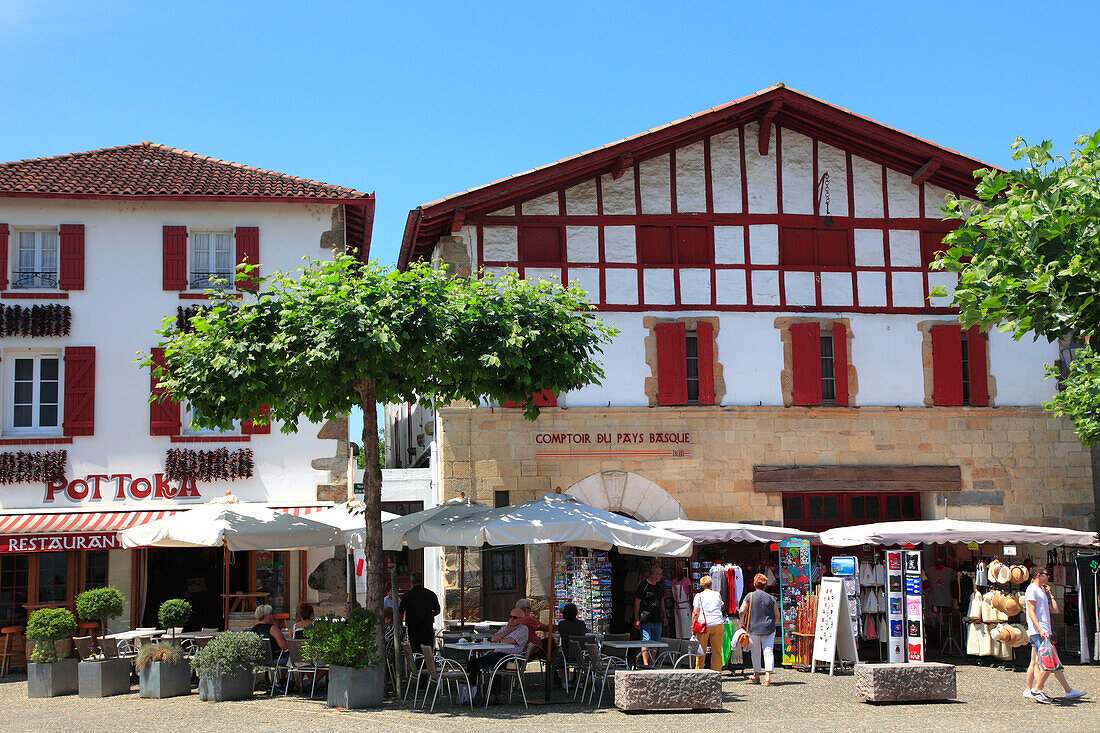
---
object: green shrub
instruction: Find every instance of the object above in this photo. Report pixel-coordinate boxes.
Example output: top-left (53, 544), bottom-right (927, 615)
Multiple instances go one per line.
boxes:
top-left (303, 608), bottom-right (381, 670)
top-left (135, 641), bottom-right (184, 672)
top-left (190, 631), bottom-right (264, 677)
top-left (76, 587), bottom-right (125, 624)
top-left (27, 608), bottom-right (77, 663)
top-left (157, 598), bottom-right (193, 637)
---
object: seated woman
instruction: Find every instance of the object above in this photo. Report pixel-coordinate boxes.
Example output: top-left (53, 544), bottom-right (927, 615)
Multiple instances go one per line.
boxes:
top-left (292, 603), bottom-right (315, 640)
top-left (556, 602), bottom-right (590, 657)
top-left (250, 604), bottom-right (289, 663)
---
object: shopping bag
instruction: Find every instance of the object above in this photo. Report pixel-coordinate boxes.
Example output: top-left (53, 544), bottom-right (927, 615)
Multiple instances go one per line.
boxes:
top-left (966, 590), bottom-right (982, 620)
top-left (966, 624), bottom-right (979, 655)
top-left (1037, 639), bottom-right (1061, 671)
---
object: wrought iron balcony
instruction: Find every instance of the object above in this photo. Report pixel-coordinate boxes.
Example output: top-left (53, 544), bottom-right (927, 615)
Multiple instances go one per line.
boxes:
top-left (189, 271), bottom-right (234, 290)
top-left (11, 270), bottom-right (58, 289)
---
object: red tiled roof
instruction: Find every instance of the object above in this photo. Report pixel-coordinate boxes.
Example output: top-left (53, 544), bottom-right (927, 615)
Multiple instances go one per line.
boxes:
top-left (0, 142), bottom-right (372, 203)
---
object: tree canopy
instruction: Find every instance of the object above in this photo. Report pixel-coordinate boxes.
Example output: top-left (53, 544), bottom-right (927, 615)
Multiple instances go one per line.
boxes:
top-left (933, 129), bottom-right (1100, 442)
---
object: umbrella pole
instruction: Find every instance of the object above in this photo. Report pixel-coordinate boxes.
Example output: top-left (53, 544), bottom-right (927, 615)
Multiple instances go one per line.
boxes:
top-left (460, 547), bottom-right (466, 630)
top-left (222, 539), bottom-right (230, 631)
top-left (545, 543), bottom-right (558, 703)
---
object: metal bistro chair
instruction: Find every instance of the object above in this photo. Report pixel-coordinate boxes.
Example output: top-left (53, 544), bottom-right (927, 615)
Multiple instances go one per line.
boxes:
top-left (584, 642), bottom-right (626, 707)
top-left (73, 636), bottom-right (96, 661)
top-left (401, 642), bottom-right (426, 706)
top-left (283, 640), bottom-right (324, 699)
top-left (99, 637), bottom-right (121, 659)
top-left (419, 644), bottom-right (472, 712)
top-left (482, 642), bottom-right (535, 710)
top-left (654, 638), bottom-right (695, 668)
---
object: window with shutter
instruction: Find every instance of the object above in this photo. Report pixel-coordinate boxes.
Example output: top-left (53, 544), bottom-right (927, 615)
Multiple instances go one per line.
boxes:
top-left (58, 224), bottom-right (84, 291)
top-left (637, 226), bottom-right (673, 265)
top-left (518, 227), bottom-right (562, 263)
top-left (780, 228), bottom-right (816, 266)
top-left (502, 390), bottom-right (557, 408)
top-left (696, 321), bottom-right (716, 405)
top-left (162, 226), bottom-right (188, 291)
top-left (966, 327), bottom-right (989, 406)
top-left (5, 350), bottom-right (61, 434)
top-left (780, 227), bottom-right (852, 267)
top-left (234, 226), bottom-right (259, 292)
top-left (931, 324), bottom-right (964, 406)
top-left (149, 347), bottom-right (181, 436)
top-left (832, 322), bottom-right (849, 406)
top-left (655, 321), bottom-right (688, 405)
top-left (676, 226), bottom-right (712, 265)
top-left (242, 404), bottom-right (272, 435)
top-left (62, 346), bottom-right (95, 436)
top-left (0, 223), bottom-right (8, 291)
top-left (790, 322), bottom-right (822, 406)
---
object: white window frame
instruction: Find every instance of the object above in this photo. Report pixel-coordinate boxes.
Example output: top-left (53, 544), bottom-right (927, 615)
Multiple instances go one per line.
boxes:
top-left (187, 228), bottom-right (235, 292)
top-left (11, 227), bottom-right (59, 290)
top-left (4, 349), bottom-right (63, 436)
top-left (182, 400), bottom-right (240, 436)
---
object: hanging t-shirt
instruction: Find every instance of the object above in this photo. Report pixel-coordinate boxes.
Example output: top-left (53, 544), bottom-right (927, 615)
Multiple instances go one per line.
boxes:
top-left (733, 565), bottom-right (745, 608)
top-left (925, 565), bottom-right (955, 607)
top-left (709, 565), bottom-right (727, 609)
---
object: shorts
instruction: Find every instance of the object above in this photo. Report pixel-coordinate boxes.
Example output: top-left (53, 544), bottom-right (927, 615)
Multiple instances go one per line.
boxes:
top-left (640, 620), bottom-right (663, 642)
top-left (1029, 633), bottom-right (1046, 651)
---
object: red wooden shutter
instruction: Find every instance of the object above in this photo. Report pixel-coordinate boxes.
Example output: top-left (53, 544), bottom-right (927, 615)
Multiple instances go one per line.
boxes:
top-left (519, 227), bottom-right (562, 263)
top-left (832, 322), bottom-right (849, 406)
top-left (62, 346), bottom-right (95, 436)
top-left (242, 404), bottom-right (272, 435)
top-left (967, 326), bottom-right (989, 406)
top-left (162, 226), bottom-right (188, 291)
top-left (816, 229), bottom-right (852, 267)
top-left (790, 322), bottom-right (822, 406)
top-left (149, 347), bottom-right (181, 435)
top-left (502, 390), bottom-right (557, 408)
top-left (235, 226), bottom-right (259, 292)
top-left (676, 227), bottom-right (712, 265)
top-left (696, 321), bottom-right (716, 405)
top-left (931, 324), bottom-right (964, 406)
top-left (637, 226), bottom-right (673, 265)
top-left (655, 322), bottom-right (688, 405)
top-left (58, 224), bottom-right (85, 290)
top-left (0, 223), bottom-right (8, 291)
top-left (780, 228), bottom-right (816, 266)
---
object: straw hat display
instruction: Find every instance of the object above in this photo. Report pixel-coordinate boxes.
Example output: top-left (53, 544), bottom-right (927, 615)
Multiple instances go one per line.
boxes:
top-left (989, 561), bottom-right (1012, 585)
top-left (1009, 565), bottom-right (1029, 583)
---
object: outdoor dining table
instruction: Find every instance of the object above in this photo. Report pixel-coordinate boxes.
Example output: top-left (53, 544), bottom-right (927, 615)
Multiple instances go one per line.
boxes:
top-left (442, 641), bottom-right (515, 654)
top-left (599, 640), bottom-right (668, 650)
top-left (105, 629), bottom-right (166, 641)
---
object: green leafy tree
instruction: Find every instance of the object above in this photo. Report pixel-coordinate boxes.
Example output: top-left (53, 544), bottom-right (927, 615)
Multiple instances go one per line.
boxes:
top-left (933, 129), bottom-right (1100, 442)
top-left (144, 255), bottom-right (616, 628)
top-left (75, 586), bottom-right (125, 642)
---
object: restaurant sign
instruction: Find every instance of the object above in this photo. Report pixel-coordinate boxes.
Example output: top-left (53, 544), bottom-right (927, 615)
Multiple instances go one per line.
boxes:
top-left (44, 474), bottom-right (201, 504)
top-left (2, 532), bottom-right (121, 554)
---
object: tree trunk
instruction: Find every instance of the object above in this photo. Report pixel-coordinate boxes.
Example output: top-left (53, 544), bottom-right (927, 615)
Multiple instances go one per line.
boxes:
top-left (355, 378), bottom-right (385, 652)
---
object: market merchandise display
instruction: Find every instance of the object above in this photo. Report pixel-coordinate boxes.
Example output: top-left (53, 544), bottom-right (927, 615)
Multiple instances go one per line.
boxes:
top-left (857, 560), bottom-right (887, 642)
top-left (964, 559), bottom-right (1031, 662)
top-left (779, 538), bottom-right (812, 666)
top-left (554, 548), bottom-right (612, 632)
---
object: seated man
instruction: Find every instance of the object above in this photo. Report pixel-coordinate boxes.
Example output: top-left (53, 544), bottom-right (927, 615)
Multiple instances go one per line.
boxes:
top-left (514, 598), bottom-right (548, 656)
top-left (467, 608), bottom-right (530, 702)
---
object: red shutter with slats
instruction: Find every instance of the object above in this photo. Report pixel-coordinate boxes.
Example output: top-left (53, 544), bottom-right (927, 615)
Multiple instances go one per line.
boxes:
top-left (235, 226), bottom-right (259, 292)
top-left (163, 226), bottom-right (188, 291)
top-left (656, 321), bottom-right (688, 405)
top-left (149, 347), bottom-right (181, 435)
top-left (780, 228), bottom-right (816, 266)
top-left (62, 346), bottom-right (95, 436)
top-left (502, 390), bottom-right (557, 408)
top-left (696, 321), bottom-right (716, 405)
top-left (0, 223), bottom-right (8, 291)
top-left (931, 324), bottom-right (964, 406)
top-left (58, 224), bottom-right (84, 290)
top-left (791, 322), bottom-right (822, 406)
top-left (676, 227), bottom-right (712, 265)
top-left (832, 322), bottom-right (849, 406)
top-left (638, 226), bottom-right (674, 265)
top-left (967, 326), bottom-right (989, 406)
top-left (519, 227), bottom-right (562, 263)
top-left (242, 404), bottom-right (272, 435)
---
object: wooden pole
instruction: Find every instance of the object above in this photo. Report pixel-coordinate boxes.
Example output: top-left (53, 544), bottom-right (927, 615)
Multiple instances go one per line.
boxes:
top-left (222, 539), bottom-right (230, 631)
top-left (545, 543), bottom-right (558, 703)
top-left (460, 547), bottom-right (466, 629)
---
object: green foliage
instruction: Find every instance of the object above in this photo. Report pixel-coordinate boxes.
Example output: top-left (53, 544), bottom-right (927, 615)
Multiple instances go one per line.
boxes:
top-left (303, 608), bottom-right (382, 669)
top-left (190, 631), bottom-right (265, 677)
top-left (158, 598), bottom-right (193, 630)
top-left (932, 129), bottom-right (1100, 443)
top-left (135, 641), bottom-right (184, 671)
top-left (76, 587), bottom-right (125, 623)
top-left (27, 608), bottom-right (76, 662)
top-left (1047, 348), bottom-right (1100, 444)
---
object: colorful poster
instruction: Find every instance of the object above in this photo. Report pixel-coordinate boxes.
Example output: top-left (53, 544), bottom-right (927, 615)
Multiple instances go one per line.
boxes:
top-left (779, 538), bottom-right (811, 666)
top-left (904, 550), bottom-right (924, 662)
top-left (886, 550), bottom-right (906, 663)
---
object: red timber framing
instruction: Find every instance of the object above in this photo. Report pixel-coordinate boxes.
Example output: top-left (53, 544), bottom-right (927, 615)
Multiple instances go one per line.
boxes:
top-left (401, 86), bottom-right (991, 316)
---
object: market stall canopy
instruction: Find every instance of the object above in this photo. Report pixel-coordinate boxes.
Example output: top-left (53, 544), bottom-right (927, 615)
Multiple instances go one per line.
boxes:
top-left (118, 494), bottom-right (343, 551)
top-left (820, 518), bottom-right (1099, 548)
top-left (651, 519), bottom-right (819, 544)
top-left (365, 495), bottom-right (491, 552)
top-left (309, 501), bottom-right (399, 537)
top-left (417, 492), bottom-right (693, 557)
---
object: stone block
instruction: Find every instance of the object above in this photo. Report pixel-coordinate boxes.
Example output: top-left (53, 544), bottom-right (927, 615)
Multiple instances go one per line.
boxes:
top-left (614, 669), bottom-right (722, 711)
top-left (854, 662), bottom-right (956, 703)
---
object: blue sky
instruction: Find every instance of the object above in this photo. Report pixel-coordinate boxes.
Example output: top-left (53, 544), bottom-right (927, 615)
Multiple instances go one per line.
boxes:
top-left (2, 0), bottom-right (1097, 443)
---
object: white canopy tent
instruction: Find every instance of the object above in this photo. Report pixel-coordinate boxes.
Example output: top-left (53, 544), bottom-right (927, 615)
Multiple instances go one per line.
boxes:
top-left (119, 494), bottom-right (343, 628)
top-left (652, 519), bottom-right (819, 544)
top-left (819, 518), bottom-right (1099, 548)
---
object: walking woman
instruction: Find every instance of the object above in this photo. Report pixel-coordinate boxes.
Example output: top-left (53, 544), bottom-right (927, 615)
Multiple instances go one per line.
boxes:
top-left (692, 575), bottom-right (726, 671)
top-left (739, 573), bottom-right (777, 685)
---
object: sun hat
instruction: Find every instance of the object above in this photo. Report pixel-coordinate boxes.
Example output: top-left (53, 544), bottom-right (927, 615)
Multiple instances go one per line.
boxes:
top-left (992, 562), bottom-right (1011, 585)
top-left (1002, 596), bottom-right (1021, 617)
top-left (1009, 565), bottom-right (1027, 584)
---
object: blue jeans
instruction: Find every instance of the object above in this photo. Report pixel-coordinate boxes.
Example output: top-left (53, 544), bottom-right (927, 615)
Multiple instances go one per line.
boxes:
top-left (640, 621), bottom-right (663, 642)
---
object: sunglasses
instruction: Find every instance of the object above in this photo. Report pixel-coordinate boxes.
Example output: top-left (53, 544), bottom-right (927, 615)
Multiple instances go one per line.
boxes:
top-left (509, 614), bottom-right (523, 619)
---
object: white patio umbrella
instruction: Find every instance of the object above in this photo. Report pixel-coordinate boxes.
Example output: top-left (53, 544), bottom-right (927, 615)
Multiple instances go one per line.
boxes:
top-left (652, 519), bottom-right (819, 544)
top-left (119, 493), bottom-right (343, 628)
top-left (820, 518), bottom-right (1099, 548)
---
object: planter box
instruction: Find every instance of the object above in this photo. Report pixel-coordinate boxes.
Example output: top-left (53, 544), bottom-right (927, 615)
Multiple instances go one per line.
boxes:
top-left (27, 660), bottom-right (79, 698)
top-left (327, 664), bottom-right (384, 709)
top-left (198, 669), bottom-right (254, 702)
top-left (79, 658), bottom-right (133, 698)
top-left (139, 660), bottom-right (192, 699)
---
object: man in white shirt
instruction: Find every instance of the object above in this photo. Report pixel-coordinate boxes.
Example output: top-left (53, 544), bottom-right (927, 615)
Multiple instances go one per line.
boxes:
top-left (467, 607), bottom-right (530, 703)
top-left (1024, 567), bottom-right (1084, 703)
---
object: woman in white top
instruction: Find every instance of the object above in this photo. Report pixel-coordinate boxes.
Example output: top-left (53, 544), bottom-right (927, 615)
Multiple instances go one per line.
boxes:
top-left (692, 575), bottom-right (726, 672)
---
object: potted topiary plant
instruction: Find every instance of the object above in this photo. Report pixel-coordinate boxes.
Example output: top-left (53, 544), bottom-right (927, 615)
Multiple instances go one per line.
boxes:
top-left (304, 608), bottom-right (384, 709)
top-left (136, 642), bottom-right (190, 698)
top-left (191, 631), bottom-right (264, 702)
top-left (158, 598), bottom-right (192, 643)
top-left (74, 586), bottom-right (130, 697)
top-left (26, 607), bottom-right (78, 698)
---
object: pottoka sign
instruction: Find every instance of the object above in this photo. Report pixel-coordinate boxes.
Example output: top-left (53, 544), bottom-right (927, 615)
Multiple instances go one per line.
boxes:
top-left (44, 474), bottom-right (202, 504)
top-left (2, 532), bottom-right (121, 553)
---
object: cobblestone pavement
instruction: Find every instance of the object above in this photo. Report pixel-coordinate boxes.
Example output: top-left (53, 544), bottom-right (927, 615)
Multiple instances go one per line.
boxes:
top-left (3, 663), bottom-right (1099, 733)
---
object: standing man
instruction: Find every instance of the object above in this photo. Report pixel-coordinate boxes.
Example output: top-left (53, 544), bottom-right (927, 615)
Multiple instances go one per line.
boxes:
top-left (399, 571), bottom-right (440, 655)
top-left (1023, 566), bottom-right (1085, 703)
top-left (634, 564), bottom-right (669, 666)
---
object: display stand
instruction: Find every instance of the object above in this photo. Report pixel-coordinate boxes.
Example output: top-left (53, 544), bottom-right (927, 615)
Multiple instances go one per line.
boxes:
top-left (779, 538), bottom-right (812, 668)
top-left (811, 577), bottom-right (859, 675)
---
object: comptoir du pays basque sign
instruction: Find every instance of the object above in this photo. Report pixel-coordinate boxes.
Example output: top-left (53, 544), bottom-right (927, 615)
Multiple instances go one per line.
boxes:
top-left (43, 474), bottom-right (201, 503)
top-left (533, 431), bottom-right (692, 459)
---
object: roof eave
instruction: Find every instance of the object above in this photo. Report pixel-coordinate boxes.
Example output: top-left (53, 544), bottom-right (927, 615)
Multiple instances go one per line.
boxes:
top-left (0, 191), bottom-right (374, 206)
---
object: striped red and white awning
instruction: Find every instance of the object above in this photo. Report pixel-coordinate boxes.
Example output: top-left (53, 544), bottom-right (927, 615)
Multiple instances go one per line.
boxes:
top-left (0, 504), bottom-right (328, 535)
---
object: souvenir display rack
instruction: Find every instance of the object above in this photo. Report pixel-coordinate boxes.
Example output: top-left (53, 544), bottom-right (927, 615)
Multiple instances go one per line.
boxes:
top-left (554, 548), bottom-right (613, 633)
